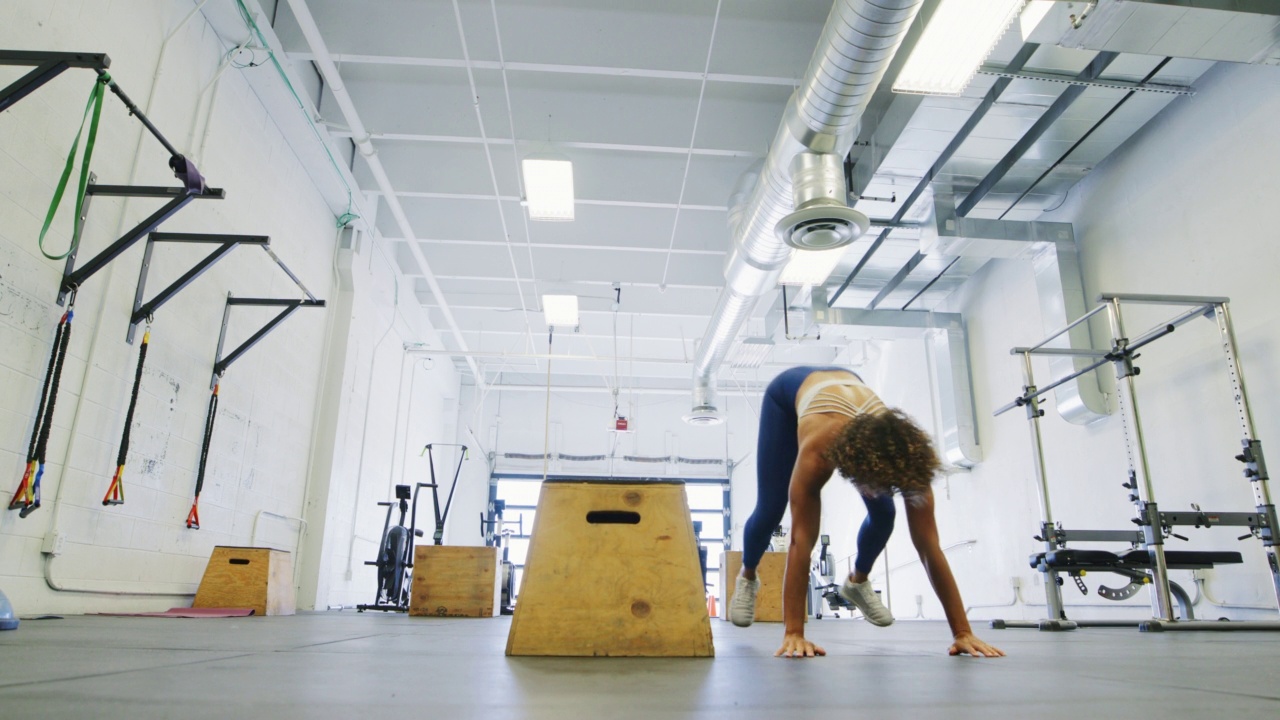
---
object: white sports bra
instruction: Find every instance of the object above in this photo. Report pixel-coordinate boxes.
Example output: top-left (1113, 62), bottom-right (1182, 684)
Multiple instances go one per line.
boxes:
top-left (796, 377), bottom-right (887, 419)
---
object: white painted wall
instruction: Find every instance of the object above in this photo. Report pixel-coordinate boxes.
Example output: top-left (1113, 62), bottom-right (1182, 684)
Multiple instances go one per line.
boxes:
top-left (0, 1), bottom-right (459, 614)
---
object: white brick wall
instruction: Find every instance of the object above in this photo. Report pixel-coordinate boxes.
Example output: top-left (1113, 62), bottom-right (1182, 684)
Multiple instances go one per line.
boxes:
top-left (0, 0), bottom-right (460, 614)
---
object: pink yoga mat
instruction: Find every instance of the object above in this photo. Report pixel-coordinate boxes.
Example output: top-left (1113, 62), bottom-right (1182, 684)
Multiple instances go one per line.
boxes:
top-left (95, 607), bottom-right (255, 618)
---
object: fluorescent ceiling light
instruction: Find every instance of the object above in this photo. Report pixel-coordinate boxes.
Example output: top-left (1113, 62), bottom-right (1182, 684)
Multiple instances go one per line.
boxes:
top-left (779, 247), bottom-right (847, 286)
top-left (522, 156), bottom-right (574, 221)
top-left (893, 0), bottom-right (1025, 96)
top-left (542, 294), bottom-right (579, 327)
top-left (1019, 0), bottom-right (1055, 40)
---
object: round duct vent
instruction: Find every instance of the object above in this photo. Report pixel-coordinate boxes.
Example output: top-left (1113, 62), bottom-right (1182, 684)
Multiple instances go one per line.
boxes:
top-left (775, 205), bottom-right (870, 251)
top-left (682, 405), bottom-right (724, 426)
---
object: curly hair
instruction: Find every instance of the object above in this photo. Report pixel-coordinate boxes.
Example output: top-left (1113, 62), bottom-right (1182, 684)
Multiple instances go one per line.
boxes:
top-left (823, 409), bottom-right (940, 500)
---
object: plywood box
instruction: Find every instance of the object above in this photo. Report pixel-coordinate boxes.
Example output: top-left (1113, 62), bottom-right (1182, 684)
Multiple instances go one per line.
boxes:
top-left (506, 479), bottom-right (713, 657)
top-left (193, 546), bottom-right (295, 616)
top-left (409, 545), bottom-right (501, 618)
top-left (720, 551), bottom-right (786, 622)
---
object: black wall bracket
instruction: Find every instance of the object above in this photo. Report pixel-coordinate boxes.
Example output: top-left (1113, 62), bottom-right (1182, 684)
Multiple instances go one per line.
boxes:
top-left (58, 174), bottom-right (225, 306)
top-left (127, 232), bottom-right (270, 344)
top-left (0, 50), bottom-right (109, 113)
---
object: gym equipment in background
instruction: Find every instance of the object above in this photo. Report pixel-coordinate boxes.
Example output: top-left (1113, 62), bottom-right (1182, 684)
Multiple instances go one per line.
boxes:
top-left (479, 499), bottom-right (523, 615)
top-left (421, 443), bottom-right (469, 545)
top-left (810, 534), bottom-right (854, 620)
top-left (357, 484), bottom-right (425, 613)
top-left (992, 293), bottom-right (1279, 632)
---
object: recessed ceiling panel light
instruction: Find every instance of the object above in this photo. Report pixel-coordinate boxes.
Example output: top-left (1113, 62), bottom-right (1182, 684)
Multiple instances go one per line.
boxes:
top-left (522, 155), bottom-right (575, 221)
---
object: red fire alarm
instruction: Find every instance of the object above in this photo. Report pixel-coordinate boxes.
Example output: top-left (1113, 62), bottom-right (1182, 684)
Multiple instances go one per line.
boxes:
top-left (615, 417), bottom-right (629, 432)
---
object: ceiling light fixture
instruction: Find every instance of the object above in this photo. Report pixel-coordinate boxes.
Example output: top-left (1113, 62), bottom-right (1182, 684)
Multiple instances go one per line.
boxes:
top-left (542, 294), bottom-right (579, 327)
top-left (778, 247), bottom-right (847, 286)
top-left (522, 155), bottom-right (575, 221)
top-left (892, 0), bottom-right (1025, 96)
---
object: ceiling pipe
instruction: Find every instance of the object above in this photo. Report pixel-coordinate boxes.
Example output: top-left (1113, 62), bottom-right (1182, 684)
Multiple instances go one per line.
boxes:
top-left (284, 0), bottom-right (483, 386)
top-left (686, 0), bottom-right (923, 424)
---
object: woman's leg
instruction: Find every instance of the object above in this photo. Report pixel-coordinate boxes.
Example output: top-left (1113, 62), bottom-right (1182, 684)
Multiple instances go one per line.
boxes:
top-left (741, 382), bottom-right (798, 575)
top-left (851, 493), bottom-right (896, 579)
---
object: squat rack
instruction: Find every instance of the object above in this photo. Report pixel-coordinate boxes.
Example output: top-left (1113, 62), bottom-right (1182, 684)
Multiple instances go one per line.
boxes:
top-left (993, 293), bottom-right (1279, 632)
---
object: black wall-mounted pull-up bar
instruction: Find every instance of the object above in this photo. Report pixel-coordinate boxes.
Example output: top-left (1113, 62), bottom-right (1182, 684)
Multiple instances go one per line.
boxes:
top-left (0, 50), bottom-right (109, 113)
top-left (58, 175), bottom-right (225, 306)
top-left (127, 232), bottom-right (270, 343)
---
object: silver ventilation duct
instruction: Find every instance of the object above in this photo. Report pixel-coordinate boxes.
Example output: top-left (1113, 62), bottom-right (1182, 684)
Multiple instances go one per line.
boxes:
top-left (687, 0), bottom-right (923, 423)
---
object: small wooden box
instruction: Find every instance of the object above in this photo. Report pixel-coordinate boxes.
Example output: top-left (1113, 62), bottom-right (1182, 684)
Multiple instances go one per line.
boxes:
top-left (409, 545), bottom-right (501, 618)
top-left (192, 546), bottom-right (295, 616)
top-left (720, 551), bottom-right (786, 622)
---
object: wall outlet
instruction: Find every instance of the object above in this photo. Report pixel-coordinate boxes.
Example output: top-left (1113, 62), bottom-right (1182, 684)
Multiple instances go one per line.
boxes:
top-left (1011, 576), bottom-right (1023, 590)
top-left (41, 530), bottom-right (66, 556)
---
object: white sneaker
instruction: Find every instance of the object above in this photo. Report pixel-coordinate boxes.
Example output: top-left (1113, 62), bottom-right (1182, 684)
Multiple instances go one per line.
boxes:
top-left (728, 575), bottom-right (760, 627)
top-left (839, 578), bottom-right (894, 626)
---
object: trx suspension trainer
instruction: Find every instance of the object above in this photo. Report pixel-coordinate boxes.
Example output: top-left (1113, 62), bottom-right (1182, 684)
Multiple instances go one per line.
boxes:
top-left (9, 294), bottom-right (76, 517)
top-left (103, 319), bottom-right (151, 505)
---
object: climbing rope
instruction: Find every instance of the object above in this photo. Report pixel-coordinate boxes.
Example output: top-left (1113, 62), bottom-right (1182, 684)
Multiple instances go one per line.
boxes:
top-left (37, 74), bottom-right (107, 260)
top-left (9, 297), bottom-right (75, 517)
top-left (187, 380), bottom-right (220, 529)
top-left (104, 321), bottom-right (151, 506)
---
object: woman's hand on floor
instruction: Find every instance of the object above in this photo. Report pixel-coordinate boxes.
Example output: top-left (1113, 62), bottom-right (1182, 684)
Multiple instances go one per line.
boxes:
top-left (775, 633), bottom-right (826, 658)
top-left (948, 632), bottom-right (1005, 657)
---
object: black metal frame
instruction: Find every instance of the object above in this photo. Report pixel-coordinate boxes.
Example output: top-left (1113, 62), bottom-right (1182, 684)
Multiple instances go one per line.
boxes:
top-left (0, 50), bottom-right (109, 113)
top-left (127, 232), bottom-right (269, 343)
top-left (210, 295), bottom-right (325, 387)
top-left (57, 175), bottom-right (225, 306)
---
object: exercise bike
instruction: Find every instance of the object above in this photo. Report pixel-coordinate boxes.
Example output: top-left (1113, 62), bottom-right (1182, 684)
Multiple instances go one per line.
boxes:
top-left (357, 483), bottom-right (423, 612)
top-left (357, 443), bottom-right (468, 612)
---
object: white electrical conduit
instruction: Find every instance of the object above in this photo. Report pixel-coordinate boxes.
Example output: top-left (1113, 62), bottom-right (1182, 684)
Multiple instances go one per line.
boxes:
top-left (284, 0), bottom-right (484, 387)
top-left (658, 0), bottom-right (723, 288)
top-left (488, 0), bottom-right (541, 350)
top-left (449, 0), bottom-right (536, 355)
top-left (44, 0), bottom-right (211, 598)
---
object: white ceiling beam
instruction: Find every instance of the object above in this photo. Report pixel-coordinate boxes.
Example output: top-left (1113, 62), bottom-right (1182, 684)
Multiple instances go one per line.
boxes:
top-left (385, 237), bottom-right (723, 256)
top-left (283, 0), bottom-right (485, 385)
top-left (287, 51), bottom-right (799, 87)
top-left (373, 191), bottom-right (728, 213)
top-left (416, 274), bottom-right (724, 290)
top-left (326, 131), bottom-right (760, 159)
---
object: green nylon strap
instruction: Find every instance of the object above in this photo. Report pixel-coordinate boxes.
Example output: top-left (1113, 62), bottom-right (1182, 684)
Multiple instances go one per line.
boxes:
top-left (37, 73), bottom-right (109, 261)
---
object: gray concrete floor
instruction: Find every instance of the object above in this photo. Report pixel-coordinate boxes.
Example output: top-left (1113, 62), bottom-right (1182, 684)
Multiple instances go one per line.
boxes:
top-left (1, 612), bottom-right (1278, 719)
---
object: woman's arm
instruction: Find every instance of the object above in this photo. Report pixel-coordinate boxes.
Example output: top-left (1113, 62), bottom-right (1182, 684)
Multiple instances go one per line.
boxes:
top-left (904, 488), bottom-right (1005, 657)
top-left (775, 437), bottom-right (831, 658)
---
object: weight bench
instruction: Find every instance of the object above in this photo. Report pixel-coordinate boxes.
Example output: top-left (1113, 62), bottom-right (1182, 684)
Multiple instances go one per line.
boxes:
top-left (1032, 549), bottom-right (1243, 573)
top-left (992, 549), bottom-right (1245, 629)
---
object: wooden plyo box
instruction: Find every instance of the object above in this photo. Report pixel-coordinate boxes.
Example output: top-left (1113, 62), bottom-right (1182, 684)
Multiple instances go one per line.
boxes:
top-left (720, 551), bottom-right (786, 622)
top-left (192, 546), bottom-right (295, 616)
top-left (506, 479), bottom-right (714, 657)
top-left (409, 545), bottom-right (501, 617)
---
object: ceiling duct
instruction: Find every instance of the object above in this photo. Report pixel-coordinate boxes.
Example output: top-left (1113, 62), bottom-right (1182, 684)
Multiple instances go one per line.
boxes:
top-left (686, 0), bottom-right (923, 424)
top-left (926, 195), bottom-right (1108, 424)
top-left (1037, 0), bottom-right (1280, 65)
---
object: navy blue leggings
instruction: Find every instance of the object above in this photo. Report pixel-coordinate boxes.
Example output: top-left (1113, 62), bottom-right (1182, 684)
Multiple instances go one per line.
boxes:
top-left (741, 367), bottom-right (895, 575)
